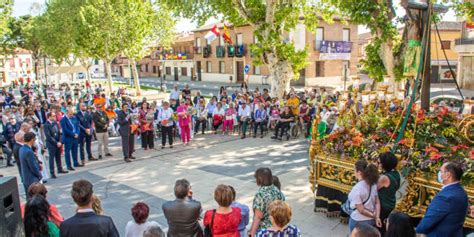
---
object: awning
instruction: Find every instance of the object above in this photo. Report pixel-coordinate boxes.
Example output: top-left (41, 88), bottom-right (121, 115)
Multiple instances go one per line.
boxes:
top-left (47, 65), bottom-right (87, 75)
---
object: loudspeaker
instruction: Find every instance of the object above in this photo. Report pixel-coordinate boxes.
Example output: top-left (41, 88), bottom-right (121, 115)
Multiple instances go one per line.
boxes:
top-left (0, 177), bottom-right (23, 237)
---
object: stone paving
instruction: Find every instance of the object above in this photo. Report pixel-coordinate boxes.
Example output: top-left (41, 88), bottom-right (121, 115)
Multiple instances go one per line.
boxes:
top-left (0, 133), bottom-right (348, 236)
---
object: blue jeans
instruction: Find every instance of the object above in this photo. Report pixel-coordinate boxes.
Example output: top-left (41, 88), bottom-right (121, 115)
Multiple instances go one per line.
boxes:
top-left (64, 141), bottom-right (79, 168)
top-left (349, 218), bottom-right (375, 233)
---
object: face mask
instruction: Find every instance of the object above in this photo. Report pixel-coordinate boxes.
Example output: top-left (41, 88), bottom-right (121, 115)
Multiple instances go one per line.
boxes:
top-left (437, 171), bottom-right (444, 184)
top-left (322, 109), bottom-right (327, 113)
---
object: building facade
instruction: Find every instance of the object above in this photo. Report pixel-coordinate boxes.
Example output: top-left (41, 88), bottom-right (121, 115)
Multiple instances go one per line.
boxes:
top-left (454, 5), bottom-right (474, 89)
top-left (0, 49), bottom-right (33, 86)
top-left (192, 21), bottom-right (358, 88)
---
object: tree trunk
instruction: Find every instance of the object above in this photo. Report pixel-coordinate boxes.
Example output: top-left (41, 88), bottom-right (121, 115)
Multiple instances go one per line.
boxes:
top-left (131, 59), bottom-right (141, 96)
top-left (85, 66), bottom-right (92, 84)
top-left (269, 58), bottom-right (294, 99)
top-left (104, 60), bottom-right (113, 95)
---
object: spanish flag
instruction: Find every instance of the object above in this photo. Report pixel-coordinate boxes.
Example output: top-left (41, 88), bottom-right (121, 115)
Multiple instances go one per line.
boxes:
top-left (223, 24), bottom-right (232, 44)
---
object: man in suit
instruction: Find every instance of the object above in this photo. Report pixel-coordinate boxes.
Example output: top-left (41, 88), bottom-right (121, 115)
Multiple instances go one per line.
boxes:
top-left (60, 106), bottom-right (81, 171)
top-left (162, 179), bottom-right (203, 237)
top-left (416, 162), bottom-right (468, 237)
top-left (92, 104), bottom-right (112, 159)
top-left (60, 179), bottom-right (119, 237)
top-left (44, 112), bottom-right (68, 179)
top-left (76, 103), bottom-right (97, 165)
top-left (117, 103), bottom-right (134, 163)
top-left (19, 132), bottom-right (42, 193)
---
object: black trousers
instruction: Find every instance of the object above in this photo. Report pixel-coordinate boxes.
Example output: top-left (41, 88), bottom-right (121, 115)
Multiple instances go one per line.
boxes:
top-left (274, 123), bottom-right (290, 138)
top-left (253, 121), bottom-right (266, 136)
top-left (78, 133), bottom-right (92, 161)
top-left (194, 119), bottom-right (207, 134)
top-left (161, 125), bottom-right (173, 146)
top-left (1, 144), bottom-right (12, 165)
top-left (47, 145), bottom-right (63, 174)
top-left (141, 131), bottom-right (154, 149)
top-left (121, 134), bottom-right (135, 159)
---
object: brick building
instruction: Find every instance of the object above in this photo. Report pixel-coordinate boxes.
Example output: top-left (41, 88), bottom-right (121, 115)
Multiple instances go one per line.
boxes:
top-left (192, 20), bottom-right (358, 88)
top-left (0, 49), bottom-right (33, 86)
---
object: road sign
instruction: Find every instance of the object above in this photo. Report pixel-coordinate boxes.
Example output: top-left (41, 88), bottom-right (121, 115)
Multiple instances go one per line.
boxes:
top-left (244, 64), bottom-right (250, 74)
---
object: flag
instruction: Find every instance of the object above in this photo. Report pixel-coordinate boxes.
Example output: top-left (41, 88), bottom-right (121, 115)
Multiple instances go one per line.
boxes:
top-left (204, 24), bottom-right (220, 42)
top-left (223, 24), bottom-right (232, 44)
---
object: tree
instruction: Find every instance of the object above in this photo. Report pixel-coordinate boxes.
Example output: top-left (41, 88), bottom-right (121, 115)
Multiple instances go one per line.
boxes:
top-left (163, 0), bottom-right (319, 98)
top-left (0, 0), bottom-right (13, 38)
top-left (316, 0), bottom-right (473, 89)
top-left (121, 1), bottom-right (175, 96)
top-left (76, 0), bottom-right (130, 94)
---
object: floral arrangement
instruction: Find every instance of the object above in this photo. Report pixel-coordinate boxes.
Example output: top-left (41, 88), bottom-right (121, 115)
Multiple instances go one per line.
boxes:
top-left (319, 103), bottom-right (474, 184)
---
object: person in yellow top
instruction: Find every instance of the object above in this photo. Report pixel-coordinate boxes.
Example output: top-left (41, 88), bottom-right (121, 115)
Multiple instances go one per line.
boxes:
top-left (287, 92), bottom-right (300, 116)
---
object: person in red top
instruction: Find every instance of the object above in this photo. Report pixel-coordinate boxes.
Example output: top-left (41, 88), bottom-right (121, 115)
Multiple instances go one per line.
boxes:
top-left (20, 182), bottom-right (64, 227)
top-left (204, 185), bottom-right (242, 237)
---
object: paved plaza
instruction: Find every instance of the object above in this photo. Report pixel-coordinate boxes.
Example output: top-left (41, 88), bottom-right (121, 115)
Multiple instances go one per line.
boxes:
top-left (1, 134), bottom-right (348, 236)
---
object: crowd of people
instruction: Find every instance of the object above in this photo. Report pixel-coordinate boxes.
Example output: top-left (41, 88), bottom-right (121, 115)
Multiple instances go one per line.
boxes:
top-left (1, 80), bottom-right (473, 237)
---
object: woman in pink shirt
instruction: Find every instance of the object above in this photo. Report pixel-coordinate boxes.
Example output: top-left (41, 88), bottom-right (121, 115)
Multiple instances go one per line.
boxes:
top-left (223, 102), bottom-right (237, 135)
top-left (177, 100), bottom-right (191, 145)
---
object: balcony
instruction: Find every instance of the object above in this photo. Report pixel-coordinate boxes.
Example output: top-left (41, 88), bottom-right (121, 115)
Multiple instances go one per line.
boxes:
top-left (454, 38), bottom-right (474, 54)
top-left (203, 45), bottom-right (212, 58)
top-left (236, 44), bottom-right (245, 57)
top-left (216, 45), bottom-right (225, 58)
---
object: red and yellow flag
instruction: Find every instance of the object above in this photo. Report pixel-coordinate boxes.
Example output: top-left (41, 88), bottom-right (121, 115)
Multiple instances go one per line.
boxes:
top-left (223, 24), bottom-right (232, 44)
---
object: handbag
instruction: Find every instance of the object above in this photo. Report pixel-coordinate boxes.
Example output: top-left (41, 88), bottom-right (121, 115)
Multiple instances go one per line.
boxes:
top-left (203, 209), bottom-right (216, 237)
top-left (341, 184), bottom-right (372, 216)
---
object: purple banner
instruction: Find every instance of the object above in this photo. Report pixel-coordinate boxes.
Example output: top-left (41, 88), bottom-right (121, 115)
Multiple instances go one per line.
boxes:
top-left (319, 41), bottom-right (352, 53)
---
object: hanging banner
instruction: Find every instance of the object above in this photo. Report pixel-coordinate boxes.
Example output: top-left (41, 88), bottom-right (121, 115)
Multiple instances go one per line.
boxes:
top-left (319, 41), bottom-right (352, 60)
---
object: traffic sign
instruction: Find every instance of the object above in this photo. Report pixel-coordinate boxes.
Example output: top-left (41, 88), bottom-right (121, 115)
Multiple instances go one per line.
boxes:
top-left (244, 64), bottom-right (250, 74)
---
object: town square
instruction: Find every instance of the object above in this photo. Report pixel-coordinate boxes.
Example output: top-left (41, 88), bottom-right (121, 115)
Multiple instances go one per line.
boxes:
top-left (0, 0), bottom-right (473, 237)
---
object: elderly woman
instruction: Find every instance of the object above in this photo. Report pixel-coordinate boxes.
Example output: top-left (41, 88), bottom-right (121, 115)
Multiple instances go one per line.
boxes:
top-left (212, 102), bottom-right (225, 133)
top-left (139, 102), bottom-right (155, 150)
top-left (256, 201), bottom-right (300, 236)
top-left (194, 99), bottom-right (208, 135)
top-left (249, 168), bottom-right (285, 236)
top-left (204, 185), bottom-right (241, 237)
top-left (125, 202), bottom-right (160, 237)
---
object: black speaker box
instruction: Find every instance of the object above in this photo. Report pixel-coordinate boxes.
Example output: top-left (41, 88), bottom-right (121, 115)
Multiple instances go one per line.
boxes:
top-left (0, 177), bottom-right (23, 237)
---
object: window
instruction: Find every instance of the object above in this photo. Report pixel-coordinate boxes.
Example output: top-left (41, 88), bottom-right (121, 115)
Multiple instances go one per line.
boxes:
top-left (181, 67), bottom-right (187, 76)
top-left (315, 27), bottom-right (324, 50)
top-left (145, 64), bottom-right (149, 72)
top-left (207, 61), bottom-right (212, 73)
top-left (166, 67), bottom-right (171, 75)
top-left (343, 28), bottom-right (350, 42)
top-left (237, 33), bottom-right (243, 45)
top-left (254, 65), bottom-right (261, 75)
top-left (196, 38), bottom-right (202, 53)
top-left (219, 61), bottom-right (225, 73)
top-left (316, 61), bottom-right (324, 77)
top-left (441, 40), bottom-right (451, 50)
top-left (153, 66), bottom-right (157, 73)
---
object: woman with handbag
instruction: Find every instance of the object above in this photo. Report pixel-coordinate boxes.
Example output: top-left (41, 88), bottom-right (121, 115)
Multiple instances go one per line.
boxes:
top-left (345, 160), bottom-right (381, 233)
top-left (203, 185), bottom-right (241, 237)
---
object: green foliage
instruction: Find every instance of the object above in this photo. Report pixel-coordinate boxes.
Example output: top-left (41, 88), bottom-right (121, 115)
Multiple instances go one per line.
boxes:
top-left (0, 0), bottom-right (13, 38)
top-left (360, 39), bottom-right (385, 82)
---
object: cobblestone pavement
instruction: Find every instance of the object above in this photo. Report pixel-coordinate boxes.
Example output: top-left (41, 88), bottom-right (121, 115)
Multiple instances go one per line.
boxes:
top-left (0, 133), bottom-right (348, 236)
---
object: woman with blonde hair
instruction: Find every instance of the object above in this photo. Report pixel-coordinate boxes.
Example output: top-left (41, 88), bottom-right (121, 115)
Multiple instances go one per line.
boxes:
top-left (255, 200), bottom-right (300, 236)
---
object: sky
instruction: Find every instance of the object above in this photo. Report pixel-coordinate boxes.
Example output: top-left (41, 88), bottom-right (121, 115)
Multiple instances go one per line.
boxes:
top-left (13, 0), bottom-right (458, 34)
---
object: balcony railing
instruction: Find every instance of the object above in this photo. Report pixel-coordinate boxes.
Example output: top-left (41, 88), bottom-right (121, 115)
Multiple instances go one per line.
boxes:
top-left (455, 38), bottom-right (474, 46)
top-left (216, 46), bottom-right (225, 58)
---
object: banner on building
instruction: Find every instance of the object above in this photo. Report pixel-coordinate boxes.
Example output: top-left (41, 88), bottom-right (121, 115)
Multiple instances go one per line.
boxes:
top-left (319, 41), bottom-right (352, 61)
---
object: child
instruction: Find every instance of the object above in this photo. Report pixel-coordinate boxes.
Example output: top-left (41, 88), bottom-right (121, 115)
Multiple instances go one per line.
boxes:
top-left (222, 102), bottom-right (237, 135)
top-left (269, 105), bottom-right (280, 129)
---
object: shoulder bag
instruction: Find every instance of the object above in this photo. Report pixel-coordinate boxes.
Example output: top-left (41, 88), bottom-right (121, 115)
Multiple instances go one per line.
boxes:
top-left (204, 209), bottom-right (216, 237)
top-left (341, 184), bottom-right (372, 216)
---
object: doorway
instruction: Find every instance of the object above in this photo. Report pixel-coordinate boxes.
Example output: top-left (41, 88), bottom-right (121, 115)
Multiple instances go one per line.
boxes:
top-left (196, 61), bottom-right (202, 81)
top-left (174, 67), bottom-right (178, 81)
top-left (236, 61), bottom-right (244, 83)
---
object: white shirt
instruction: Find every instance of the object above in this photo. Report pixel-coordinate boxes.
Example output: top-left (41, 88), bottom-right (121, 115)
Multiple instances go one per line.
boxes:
top-left (158, 108), bottom-right (174, 127)
top-left (212, 107), bottom-right (225, 117)
top-left (238, 105), bottom-right (251, 117)
top-left (170, 90), bottom-right (180, 100)
top-left (125, 220), bottom-right (160, 237)
top-left (348, 180), bottom-right (378, 221)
